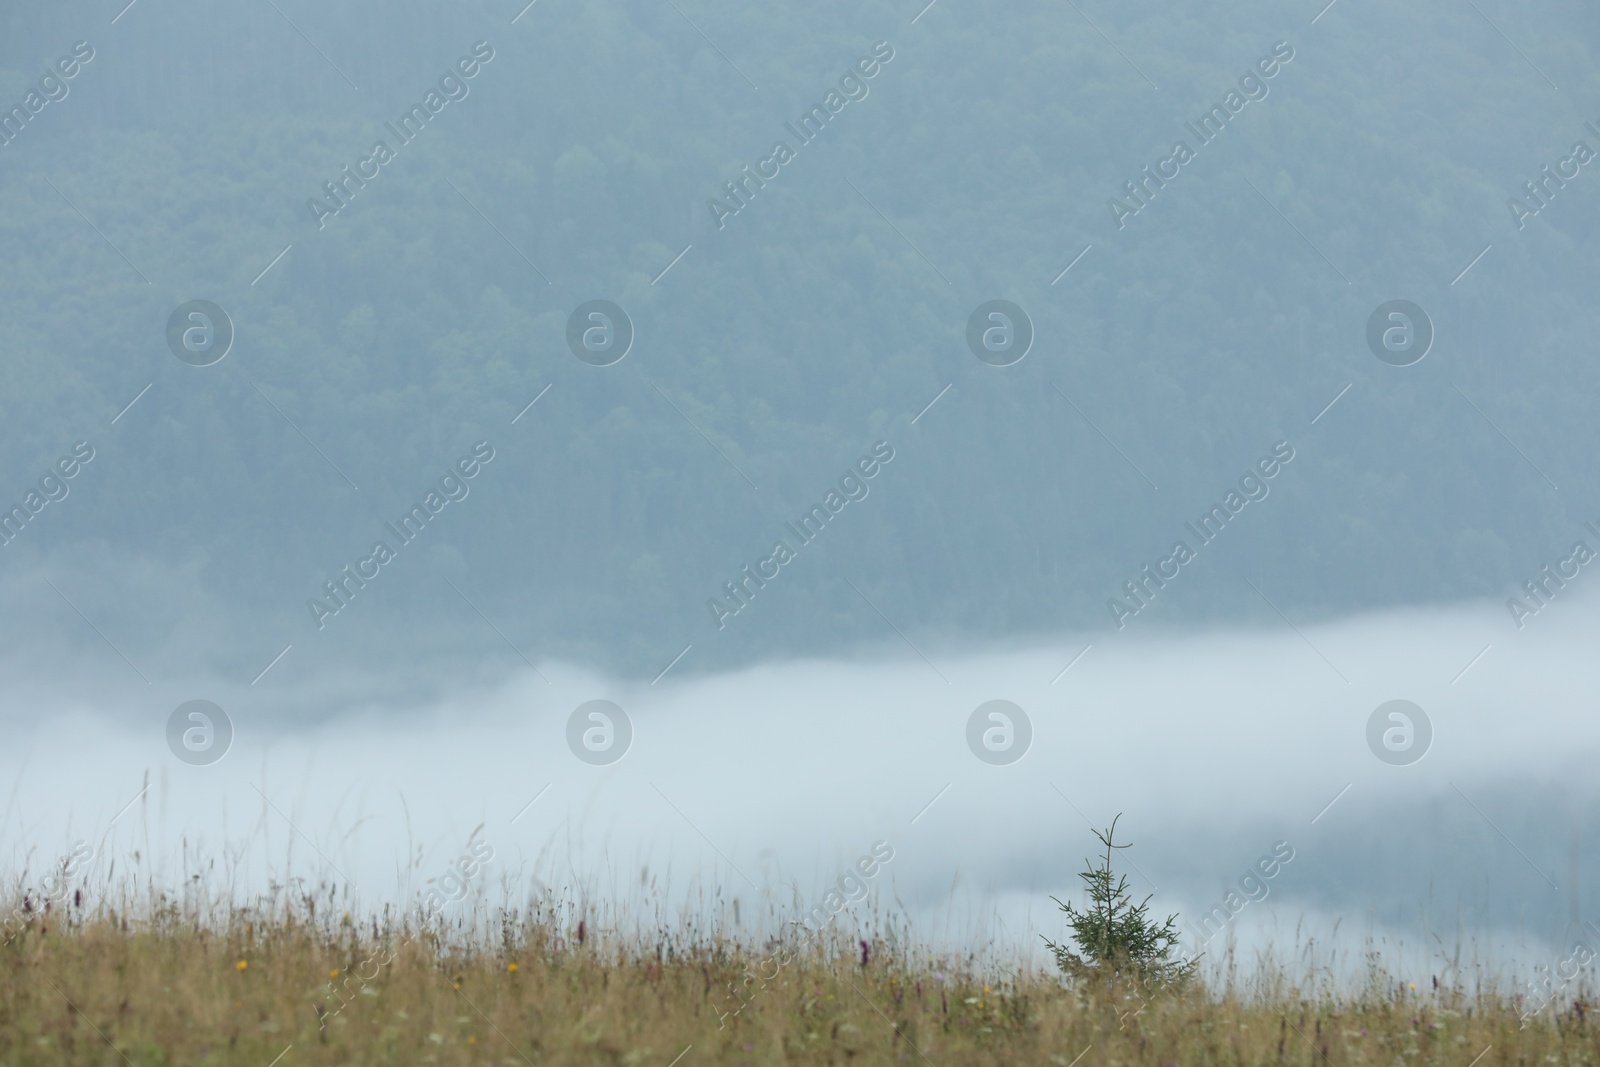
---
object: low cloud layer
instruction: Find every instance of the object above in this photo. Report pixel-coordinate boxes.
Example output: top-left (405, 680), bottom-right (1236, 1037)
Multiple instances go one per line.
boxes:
top-left (5, 593), bottom-right (1598, 987)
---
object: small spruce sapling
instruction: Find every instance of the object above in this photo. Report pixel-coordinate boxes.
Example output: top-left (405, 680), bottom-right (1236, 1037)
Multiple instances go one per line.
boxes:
top-left (1043, 814), bottom-right (1197, 988)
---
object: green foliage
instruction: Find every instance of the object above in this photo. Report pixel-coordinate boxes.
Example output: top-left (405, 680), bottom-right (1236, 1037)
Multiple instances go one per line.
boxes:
top-left (1043, 815), bottom-right (1196, 988)
top-left (0, 0), bottom-right (1597, 678)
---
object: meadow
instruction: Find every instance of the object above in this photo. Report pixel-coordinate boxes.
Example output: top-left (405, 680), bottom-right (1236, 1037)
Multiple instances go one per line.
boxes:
top-left (0, 878), bottom-right (1588, 1067)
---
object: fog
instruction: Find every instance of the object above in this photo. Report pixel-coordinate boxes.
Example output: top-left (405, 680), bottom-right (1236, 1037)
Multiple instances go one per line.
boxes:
top-left (7, 590), bottom-right (1598, 987)
top-left (5, 0), bottom-right (1600, 1005)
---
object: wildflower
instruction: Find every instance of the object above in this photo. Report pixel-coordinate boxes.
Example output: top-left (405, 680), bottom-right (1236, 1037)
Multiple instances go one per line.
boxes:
top-left (329, 970), bottom-right (340, 979)
top-left (236, 960), bottom-right (248, 971)
top-left (508, 962), bottom-right (518, 973)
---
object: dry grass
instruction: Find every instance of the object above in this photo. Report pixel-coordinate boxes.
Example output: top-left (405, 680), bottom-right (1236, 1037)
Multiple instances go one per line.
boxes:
top-left (0, 884), bottom-right (1589, 1067)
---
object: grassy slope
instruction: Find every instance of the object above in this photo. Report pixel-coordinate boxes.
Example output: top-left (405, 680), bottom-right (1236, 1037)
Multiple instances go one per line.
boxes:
top-left (0, 898), bottom-right (1586, 1067)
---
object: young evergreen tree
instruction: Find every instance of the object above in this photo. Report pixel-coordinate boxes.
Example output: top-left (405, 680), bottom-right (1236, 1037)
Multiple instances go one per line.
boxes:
top-left (1043, 814), bottom-right (1197, 986)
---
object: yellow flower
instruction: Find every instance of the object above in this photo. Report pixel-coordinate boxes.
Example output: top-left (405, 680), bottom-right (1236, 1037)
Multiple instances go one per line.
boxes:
top-left (468, 1036), bottom-right (477, 1045)
top-left (235, 960), bottom-right (248, 971)
top-left (507, 962), bottom-right (519, 973)
top-left (330, 970), bottom-right (340, 979)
